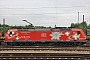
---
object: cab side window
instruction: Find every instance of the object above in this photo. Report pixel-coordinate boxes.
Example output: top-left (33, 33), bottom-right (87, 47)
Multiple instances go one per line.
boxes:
top-left (77, 31), bottom-right (80, 35)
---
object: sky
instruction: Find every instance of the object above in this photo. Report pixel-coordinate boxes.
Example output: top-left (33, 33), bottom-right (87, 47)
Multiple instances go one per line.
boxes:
top-left (0, 0), bottom-right (90, 27)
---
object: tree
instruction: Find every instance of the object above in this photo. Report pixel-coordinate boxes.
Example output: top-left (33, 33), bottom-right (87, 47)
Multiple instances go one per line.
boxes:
top-left (70, 21), bottom-right (89, 33)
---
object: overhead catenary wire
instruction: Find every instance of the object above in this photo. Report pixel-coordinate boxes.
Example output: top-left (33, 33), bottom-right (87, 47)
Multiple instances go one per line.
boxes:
top-left (0, 6), bottom-right (90, 16)
top-left (0, 6), bottom-right (90, 9)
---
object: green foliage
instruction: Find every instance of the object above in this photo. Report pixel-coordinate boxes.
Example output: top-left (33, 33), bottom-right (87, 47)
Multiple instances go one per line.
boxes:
top-left (0, 21), bottom-right (90, 33)
top-left (0, 24), bottom-right (52, 32)
top-left (86, 36), bottom-right (90, 40)
top-left (87, 24), bottom-right (90, 29)
top-left (70, 21), bottom-right (90, 33)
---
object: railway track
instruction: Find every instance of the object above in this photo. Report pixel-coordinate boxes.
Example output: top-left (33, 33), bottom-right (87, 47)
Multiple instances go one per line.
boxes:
top-left (0, 40), bottom-right (90, 60)
top-left (0, 47), bottom-right (90, 55)
top-left (0, 42), bottom-right (90, 55)
top-left (0, 46), bottom-right (90, 60)
top-left (0, 53), bottom-right (90, 60)
top-left (0, 46), bottom-right (90, 51)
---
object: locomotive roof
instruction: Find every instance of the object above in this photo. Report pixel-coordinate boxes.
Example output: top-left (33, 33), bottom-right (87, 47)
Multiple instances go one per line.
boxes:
top-left (9, 27), bottom-right (78, 31)
top-left (17, 27), bottom-right (73, 31)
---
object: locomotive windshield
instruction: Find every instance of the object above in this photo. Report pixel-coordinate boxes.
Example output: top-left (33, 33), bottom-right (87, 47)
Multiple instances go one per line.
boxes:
top-left (9, 31), bottom-right (12, 35)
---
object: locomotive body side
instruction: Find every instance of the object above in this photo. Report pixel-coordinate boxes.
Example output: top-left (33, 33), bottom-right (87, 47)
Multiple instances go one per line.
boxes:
top-left (0, 32), bottom-right (2, 37)
top-left (5, 28), bottom-right (86, 46)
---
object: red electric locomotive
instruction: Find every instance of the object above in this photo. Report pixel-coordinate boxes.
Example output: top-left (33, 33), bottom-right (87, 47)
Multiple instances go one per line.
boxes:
top-left (5, 27), bottom-right (86, 46)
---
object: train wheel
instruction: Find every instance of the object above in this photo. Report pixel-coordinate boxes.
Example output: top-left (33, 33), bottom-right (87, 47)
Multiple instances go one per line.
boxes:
top-left (19, 42), bottom-right (23, 46)
top-left (73, 42), bottom-right (77, 46)
top-left (77, 42), bottom-right (82, 46)
top-left (59, 43), bottom-right (62, 46)
top-left (9, 42), bottom-right (13, 46)
top-left (25, 43), bottom-right (30, 46)
top-left (60, 43), bottom-right (64, 46)
top-left (15, 42), bottom-right (19, 46)
top-left (6, 42), bottom-right (10, 45)
top-left (70, 43), bottom-right (72, 46)
top-left (12, 42), bottom-right (16, 46)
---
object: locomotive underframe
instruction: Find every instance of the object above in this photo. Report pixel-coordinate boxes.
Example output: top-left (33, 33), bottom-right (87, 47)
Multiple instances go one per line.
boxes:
top-left (5, 40), bottom-right (86, 46)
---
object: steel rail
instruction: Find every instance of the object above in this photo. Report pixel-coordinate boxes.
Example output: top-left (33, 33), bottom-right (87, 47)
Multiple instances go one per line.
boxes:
top-left (0, 47), bottom-right (90, 51)
top-left (0, 53), bottom-right (90, 60)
